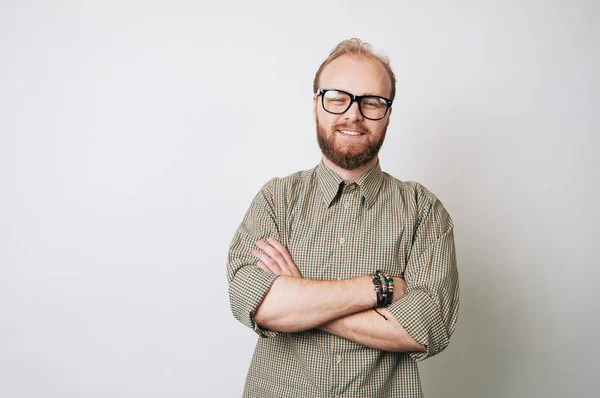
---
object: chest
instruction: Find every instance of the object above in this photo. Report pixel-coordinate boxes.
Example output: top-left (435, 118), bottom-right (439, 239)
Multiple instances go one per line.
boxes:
top-left (284, 188), bottom-right (414, 280)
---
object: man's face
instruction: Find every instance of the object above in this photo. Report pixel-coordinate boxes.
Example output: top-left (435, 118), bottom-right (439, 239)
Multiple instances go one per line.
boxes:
top-left (314, 55), bottom-right (393, 171)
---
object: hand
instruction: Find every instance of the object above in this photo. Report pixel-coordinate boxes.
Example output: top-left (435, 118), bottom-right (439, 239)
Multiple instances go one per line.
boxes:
top-left (392, 277), bottom-right (408, 303)
top-left (252, 238), bottom-right (302, 277)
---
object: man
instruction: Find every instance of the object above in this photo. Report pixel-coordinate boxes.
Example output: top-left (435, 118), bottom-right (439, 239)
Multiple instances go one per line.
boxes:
top-left (227, 38), bottom-right (459, 397)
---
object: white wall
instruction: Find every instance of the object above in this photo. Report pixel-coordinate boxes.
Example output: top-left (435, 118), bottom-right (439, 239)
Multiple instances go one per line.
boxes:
top-left (1, 1), bottom-right (598, 397)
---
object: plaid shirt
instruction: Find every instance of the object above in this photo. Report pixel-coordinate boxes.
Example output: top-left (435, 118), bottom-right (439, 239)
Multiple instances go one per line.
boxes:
top-left (228, 162), bottom-right (459, 397)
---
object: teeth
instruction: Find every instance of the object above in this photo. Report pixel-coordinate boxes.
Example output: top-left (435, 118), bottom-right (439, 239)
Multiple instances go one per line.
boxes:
top-left (339, 130), bottom-right (362, 136)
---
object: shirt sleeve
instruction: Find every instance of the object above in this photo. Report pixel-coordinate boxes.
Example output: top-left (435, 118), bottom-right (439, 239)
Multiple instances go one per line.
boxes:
top-left (387, 185), bottom-right (460, 361)
top-left (227, 179), bottom-right (282, 338)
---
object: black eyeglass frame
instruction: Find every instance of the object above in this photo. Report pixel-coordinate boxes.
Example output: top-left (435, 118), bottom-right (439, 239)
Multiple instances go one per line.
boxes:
top-left (315, 88), bottom-right (393, 121)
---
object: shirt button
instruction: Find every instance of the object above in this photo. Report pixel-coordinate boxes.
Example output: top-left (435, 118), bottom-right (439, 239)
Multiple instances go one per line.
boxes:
top-left (338, 237), bottom-right (345, 244)
top-left (344, 202), bottom-right (350, 209)
top-left (336, 355), bottom-right (343, 363)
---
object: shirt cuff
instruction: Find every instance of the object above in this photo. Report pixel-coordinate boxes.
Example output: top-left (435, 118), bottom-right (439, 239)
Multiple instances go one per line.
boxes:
top-left (387, 288), bottom-right (449, 361)
top-left (229, 265), bottom-right (280, 338)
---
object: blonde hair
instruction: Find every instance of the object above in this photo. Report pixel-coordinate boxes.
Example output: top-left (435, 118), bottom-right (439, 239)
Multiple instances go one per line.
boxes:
top-left (313, 38), bottom-right (397, 100)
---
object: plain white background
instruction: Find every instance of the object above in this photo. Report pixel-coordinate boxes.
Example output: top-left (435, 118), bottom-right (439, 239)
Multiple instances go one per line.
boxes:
top-left (1, 1), bottom-right (598, 397)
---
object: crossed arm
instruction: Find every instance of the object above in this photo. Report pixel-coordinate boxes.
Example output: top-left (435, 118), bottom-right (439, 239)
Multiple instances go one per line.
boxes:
top-left (251, 238), bottom-right (426, 353)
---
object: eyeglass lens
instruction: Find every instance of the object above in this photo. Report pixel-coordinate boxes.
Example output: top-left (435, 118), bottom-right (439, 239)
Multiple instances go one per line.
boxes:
top-left (322, 90), bottom-right (388, 120)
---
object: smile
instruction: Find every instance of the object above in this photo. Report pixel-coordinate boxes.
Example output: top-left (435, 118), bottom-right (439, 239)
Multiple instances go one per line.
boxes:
top-left (337, 130), bottom-right (364, 136)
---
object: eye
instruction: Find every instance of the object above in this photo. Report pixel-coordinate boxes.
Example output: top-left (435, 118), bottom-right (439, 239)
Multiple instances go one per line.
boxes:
top-left (323, 91), bottom-right (350, 105)
top-left (362, 97), bottom-right (386, 108)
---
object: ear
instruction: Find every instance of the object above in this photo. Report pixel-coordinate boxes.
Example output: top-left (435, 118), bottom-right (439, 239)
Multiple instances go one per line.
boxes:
top-left (313, 96), bottom-right (318, 121)
top-left (383, 107), bottom-right (392, 128)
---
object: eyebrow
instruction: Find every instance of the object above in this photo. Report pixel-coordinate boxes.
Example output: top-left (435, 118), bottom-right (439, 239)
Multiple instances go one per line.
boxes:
top-left (333, 88), bottom-right (386, 97)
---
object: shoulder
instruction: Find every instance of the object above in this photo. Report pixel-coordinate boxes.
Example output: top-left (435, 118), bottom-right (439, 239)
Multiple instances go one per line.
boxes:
top-left (383, 173), bottom-right (454, 236)
top-left (380, 171), bottom-right (453, 227)
top-left (381, 172), bottom-right (440, 208)
top-left (258, 166), bottom-right (319, 201)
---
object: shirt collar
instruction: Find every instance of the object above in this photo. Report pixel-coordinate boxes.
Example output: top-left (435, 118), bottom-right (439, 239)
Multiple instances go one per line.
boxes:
top-left (317, 162), bottom-right (344, 206)
top-left (355, 162), bottom-right (384, 209)
top-left (316, 161), bottom-right (384, 208)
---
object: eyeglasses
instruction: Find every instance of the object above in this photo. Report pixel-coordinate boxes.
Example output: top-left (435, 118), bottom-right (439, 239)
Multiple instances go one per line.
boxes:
top-left (315, 88), bottom-right (393, 121)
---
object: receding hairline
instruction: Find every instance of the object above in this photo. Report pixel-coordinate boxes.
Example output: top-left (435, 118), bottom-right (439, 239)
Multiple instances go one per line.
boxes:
top-left (317, 54), bottom-right (394, 98)
top-left (313, 38), bottom-right (397, 100)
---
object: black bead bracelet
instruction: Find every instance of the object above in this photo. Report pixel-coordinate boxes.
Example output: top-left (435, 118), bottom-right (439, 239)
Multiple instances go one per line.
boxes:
top-left (372, 270), bottom-right (394, 307)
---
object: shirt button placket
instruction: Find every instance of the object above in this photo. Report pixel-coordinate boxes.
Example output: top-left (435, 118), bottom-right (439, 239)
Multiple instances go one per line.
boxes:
top-left (333, 355), bottom-right (343, 397)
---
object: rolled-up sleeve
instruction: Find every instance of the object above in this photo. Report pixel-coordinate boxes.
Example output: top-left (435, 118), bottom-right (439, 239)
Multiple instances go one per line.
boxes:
top-left (227, 179), bottom-right (281, 337)
top-left (388, 189), bottom-right (459, 361)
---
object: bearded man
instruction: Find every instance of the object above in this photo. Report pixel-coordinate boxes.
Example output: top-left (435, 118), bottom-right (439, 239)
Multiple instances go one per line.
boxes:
top-left (227, 38), bottom-right (459, 398)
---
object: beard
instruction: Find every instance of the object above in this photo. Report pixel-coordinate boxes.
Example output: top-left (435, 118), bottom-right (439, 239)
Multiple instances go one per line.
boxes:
top-left (316, 116), bottom-right (388, 171)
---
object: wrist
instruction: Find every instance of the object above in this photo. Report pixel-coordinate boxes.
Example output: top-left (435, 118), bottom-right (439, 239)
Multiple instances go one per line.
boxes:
top-left (363, 275), bottom-right (378, 308)
top-left (391, 277), bottom-right (408, 303)
top-left (371, 270), bottom-right (395, 307)
top-left (338, 276), bottom-right (380, 311)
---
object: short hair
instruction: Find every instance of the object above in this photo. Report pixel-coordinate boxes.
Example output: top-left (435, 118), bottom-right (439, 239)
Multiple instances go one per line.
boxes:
top-left (313, 38), bottom-right (397, 101)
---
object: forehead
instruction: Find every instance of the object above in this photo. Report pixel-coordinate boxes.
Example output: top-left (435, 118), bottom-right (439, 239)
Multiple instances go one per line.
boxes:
top-left (319, 54), bottom-right (391, 98)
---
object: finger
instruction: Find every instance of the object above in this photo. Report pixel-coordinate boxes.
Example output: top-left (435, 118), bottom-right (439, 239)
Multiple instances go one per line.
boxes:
top-left (256, 254), bottom-right (281, 275)
top-left (266, 238), bottom-right (302, 277)
top-left (391, 277), bottom-right (408, 302)
top-left (258, 239), bottom-right (301, 277)
top-left (252, 249), bottom-right (282, 275)
top-left (256, 260), bottom-right (274, 274)
top-left (255, 241), bottom-right (292, 275)
top-left (265, 238), bottom-right (293, 264)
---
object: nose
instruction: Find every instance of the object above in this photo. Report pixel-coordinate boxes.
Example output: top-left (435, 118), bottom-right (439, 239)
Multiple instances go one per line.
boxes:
top-left (344, 99), bottom-right (364, 122)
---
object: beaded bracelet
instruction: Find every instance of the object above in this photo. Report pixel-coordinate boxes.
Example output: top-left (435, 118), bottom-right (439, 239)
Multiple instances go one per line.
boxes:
top-left (371, 273), bottom-right (384, 307)
top-left (384, 273), bottom-right (394, 306)
top-left (372, 270), bottom-right (395, 307)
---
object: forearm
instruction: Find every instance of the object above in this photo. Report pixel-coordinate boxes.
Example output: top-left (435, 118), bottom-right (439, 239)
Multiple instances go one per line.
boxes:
top-left (319, 308), bottom-right (427, 353)
top-left (254, 275), bottom-right (376, 332)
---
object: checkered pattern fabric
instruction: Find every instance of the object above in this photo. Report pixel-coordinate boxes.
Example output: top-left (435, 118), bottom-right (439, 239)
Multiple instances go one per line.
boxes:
top-left (228, 162), bottom-right (459, 397)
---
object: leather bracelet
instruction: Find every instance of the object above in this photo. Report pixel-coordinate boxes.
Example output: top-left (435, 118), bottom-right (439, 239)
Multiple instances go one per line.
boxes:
top-left (372, 274), bottom-right (384, 307)
top-left (378, 271), bottom-right (389, 306)
top-left (374, 270), bottom-right (394, 307)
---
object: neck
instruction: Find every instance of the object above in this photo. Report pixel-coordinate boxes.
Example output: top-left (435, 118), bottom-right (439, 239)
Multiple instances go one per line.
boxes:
top-left (321, 156), bottom-right (379, 182)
